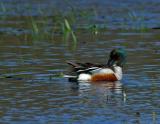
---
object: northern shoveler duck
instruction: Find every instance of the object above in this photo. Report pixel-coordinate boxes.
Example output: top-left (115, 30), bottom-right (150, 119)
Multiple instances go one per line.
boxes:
top-left (67, 48), bottom-right (126, 82)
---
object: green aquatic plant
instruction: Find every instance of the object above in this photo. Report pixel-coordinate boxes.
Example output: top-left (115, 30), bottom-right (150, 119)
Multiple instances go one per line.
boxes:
top-left (120, 11), bottom-right (149, 32)
top-left (128, 11), bottom-right (138, 21)
top-left (29, 17), bottom-right (41, 41)
top-left (49, 72), bottom-right (64, 80)
top-left (62, 19), bottom-right (77, 48)
top-left (37, 4), bottom-right (44, 15)
top-left (0, 2), bottom-right (6, 13)
top-left (130, 11), bottom-right (148, 32)
top-left (0, 2), bottom-right (6, 19)
top-left (55, 72), bottom-right (64, 78)
top-left (22, 4), bottom-right (102, 43)
top-left (89, 24), bottom-right (98, 35)
top-left (27, 16), bottom-right (51, 41)
top-left (31, 18), bottom-right (39, 35)
top-left (1, 3), bottom-right (109, 46)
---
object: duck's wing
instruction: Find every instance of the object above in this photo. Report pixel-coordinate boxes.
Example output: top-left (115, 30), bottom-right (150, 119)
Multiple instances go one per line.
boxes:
top-left (67, 61), bottom-right (108, 73)
top-left (67, 61), bottom-right (107, 68)
top-left (76, 66), bottom-right (100, 73)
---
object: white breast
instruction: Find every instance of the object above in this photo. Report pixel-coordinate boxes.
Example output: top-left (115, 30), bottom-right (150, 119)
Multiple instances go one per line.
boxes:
top-left (77, 73), bottom-right (91, 81)
top-left (114, 66), bottom-right (122, 80)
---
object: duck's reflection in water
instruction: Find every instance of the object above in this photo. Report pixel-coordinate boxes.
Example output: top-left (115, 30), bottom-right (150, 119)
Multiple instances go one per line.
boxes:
top-left (70, 81), bottom-right (127, 103)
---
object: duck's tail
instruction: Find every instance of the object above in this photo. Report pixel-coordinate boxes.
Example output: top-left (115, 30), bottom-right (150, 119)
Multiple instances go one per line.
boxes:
top-left (66, 61), bottom-right (81, 68)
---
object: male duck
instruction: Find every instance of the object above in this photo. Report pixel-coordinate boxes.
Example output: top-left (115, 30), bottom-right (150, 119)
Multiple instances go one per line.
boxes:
top-left (67, 48), bottom-right (126, 82)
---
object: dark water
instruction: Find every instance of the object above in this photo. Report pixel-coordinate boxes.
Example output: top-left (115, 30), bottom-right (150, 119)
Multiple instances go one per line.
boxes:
top-left (0, 0), bottom-right (160, 124)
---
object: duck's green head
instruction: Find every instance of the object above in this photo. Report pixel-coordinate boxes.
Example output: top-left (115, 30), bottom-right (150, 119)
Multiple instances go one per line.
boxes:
top-left (107, 48), bottom-right (127, 67)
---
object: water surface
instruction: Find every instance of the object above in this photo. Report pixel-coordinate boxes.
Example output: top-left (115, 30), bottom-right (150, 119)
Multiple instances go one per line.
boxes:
top-left (0, 0), bottom-right (160, 124)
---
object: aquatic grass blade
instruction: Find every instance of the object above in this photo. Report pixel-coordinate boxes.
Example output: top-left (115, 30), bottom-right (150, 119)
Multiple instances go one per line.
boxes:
top-left (0, 2), bottom-right (6, 13)
top-left (31, 19), bottom-right (39, 35)
top-left (64, 19), bottom-right (72, 32)
top-left (71, 31), bottom-right (77, 43)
